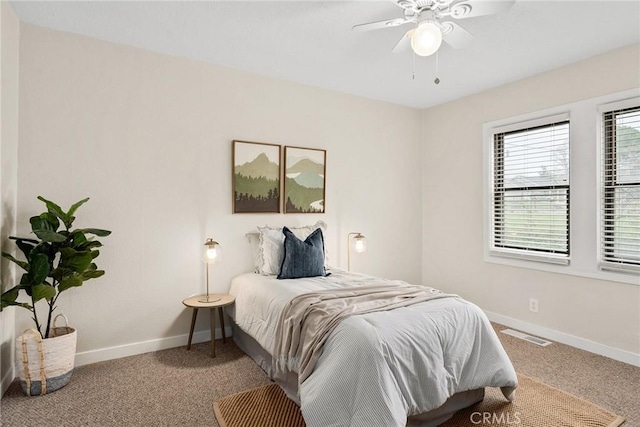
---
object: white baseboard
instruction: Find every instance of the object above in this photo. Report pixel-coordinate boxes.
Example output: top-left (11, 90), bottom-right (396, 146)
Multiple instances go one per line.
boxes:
top-left (74, 326), bottom-right (232, 367)
top-left (12, 312), bottom-right (638, 381)
top-left (1, 366), bottom-right (15, 396)
top-left (485, 310), bottom-right (640, 367)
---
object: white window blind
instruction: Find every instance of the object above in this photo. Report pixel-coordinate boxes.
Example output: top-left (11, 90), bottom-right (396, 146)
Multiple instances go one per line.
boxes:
top-left (492, 121), bottom-right (570, 262)
top-left (601, 105), bottom-right (640, 274)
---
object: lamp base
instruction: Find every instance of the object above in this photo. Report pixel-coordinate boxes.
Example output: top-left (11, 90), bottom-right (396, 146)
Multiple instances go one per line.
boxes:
top-left (198, 295), bottom-right (221, 303)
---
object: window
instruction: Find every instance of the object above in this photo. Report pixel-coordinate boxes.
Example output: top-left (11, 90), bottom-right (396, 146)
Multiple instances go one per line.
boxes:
top-left (484, 91), bottom-right (638, 284)
top-left (491, 119), bottom-right (570, 264)
top-left (601, 105), bottom-right (640, 273)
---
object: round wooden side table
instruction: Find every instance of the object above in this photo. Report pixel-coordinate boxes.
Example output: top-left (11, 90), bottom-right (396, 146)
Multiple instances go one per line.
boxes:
top-left (182, 294), bottom-right (235, 357)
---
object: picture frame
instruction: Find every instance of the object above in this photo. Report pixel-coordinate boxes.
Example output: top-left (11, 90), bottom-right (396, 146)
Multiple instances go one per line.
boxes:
top-left (283, 146), bottom-right (326, 214)
top-left (232, 140), bottom-right (281, 213)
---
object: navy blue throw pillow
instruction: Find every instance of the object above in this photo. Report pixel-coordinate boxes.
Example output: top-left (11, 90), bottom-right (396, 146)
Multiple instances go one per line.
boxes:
top-left (277, 227), bottom-right (326, 279)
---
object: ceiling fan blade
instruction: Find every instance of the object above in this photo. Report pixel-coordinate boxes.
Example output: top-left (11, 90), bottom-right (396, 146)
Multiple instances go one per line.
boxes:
top-left (440, 21), bottom-right (473, 49)
top-left (352, 17), bottom-right (411, 32)
top-left (449, 0), bottom-right (515, 19)
top-left (392, 29), bottom-right (414, 54)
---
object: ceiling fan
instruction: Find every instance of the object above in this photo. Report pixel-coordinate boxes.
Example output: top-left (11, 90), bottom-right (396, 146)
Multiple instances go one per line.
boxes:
top-left (352, 0), bottom-right (515, 57)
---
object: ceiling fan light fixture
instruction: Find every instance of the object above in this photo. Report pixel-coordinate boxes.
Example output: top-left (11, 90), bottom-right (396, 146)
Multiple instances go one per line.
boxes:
top-left (411, 21), bottom-right (442, 56)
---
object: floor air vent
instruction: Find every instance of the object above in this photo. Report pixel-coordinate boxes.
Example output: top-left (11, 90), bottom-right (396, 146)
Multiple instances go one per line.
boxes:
top-left (501, 329), bottom-right (553, 347)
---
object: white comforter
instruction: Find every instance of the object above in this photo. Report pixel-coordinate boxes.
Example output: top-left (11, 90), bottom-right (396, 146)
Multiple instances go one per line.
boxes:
top-left (229, 270), bottom-right (517, 427)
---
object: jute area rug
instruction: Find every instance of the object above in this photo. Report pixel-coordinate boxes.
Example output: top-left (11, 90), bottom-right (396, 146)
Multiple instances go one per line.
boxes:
top-left (213, 373), bottom-right (625, 427)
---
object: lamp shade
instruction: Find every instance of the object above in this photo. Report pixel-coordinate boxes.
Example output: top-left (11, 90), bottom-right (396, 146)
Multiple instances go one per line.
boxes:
top-left (353, 234), bottom-right (367, 253)
top-left (203, 238), bottom-right (221, 264)
top-left (347, 232), bottom-right (367, 271)
top-left (411, 22), bottom-right (442, 57)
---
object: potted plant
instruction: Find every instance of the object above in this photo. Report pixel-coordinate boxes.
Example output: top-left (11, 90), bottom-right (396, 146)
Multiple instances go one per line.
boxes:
top-left (1, 196), bottom-right (110, 395)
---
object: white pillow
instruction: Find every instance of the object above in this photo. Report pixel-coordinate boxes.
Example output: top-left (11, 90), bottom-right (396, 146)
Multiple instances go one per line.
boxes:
top-left (246, 232), bottom-right (262, 274)
top-left (257, 221), bottom-right (327, 276)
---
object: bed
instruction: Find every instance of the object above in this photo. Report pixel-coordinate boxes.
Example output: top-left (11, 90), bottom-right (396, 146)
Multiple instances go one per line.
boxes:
top-left (227, 267), bottom-right (518, 427)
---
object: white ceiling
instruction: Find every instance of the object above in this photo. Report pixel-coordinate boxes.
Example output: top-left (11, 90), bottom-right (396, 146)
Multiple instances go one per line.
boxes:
top-left (9, 0), bottom-right (640, 109)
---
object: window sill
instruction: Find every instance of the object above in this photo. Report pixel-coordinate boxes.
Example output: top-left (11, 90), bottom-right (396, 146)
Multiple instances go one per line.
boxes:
top-left (489, 249), bottom-right (569, 265)
top-left (485, 251), bottom-right (640, 286)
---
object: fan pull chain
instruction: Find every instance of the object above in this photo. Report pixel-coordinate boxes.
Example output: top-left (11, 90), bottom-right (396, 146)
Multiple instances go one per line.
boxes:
top-left (434, 51), bottom-right (440, 85)
top-left (412, 50), bottom-right (416, 80)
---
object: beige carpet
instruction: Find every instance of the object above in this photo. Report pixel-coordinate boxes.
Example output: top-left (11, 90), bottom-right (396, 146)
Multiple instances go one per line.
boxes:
top-left (2, 323), bottom-right (638, 426)
top-left (214, 374), bottom-right (625, 427)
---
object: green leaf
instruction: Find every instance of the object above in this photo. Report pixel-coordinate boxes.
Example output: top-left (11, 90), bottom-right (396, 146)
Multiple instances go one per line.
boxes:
top-left (82, 270), bottom-right (104, 280)
top-left (31, 212), bottom-right (59, 232)
top-left (1, 302), bottom-right (32, 310)
top-left (79, 228), bottom-right (111, 237)
top-left (29, 253), bottom-right (50, 284)
top-left (43, 212), bottom-right (59, 229)
top-left (15, 239), bottom-right (36, 260)
top-left (1, 288), bottom-right (19, 304)
top-left (29, 216), bottom-right (44, 231)
top-left (50, 267), bottom-right (74, 282)
top-left (37, 196), bottom-right (69, 225)
top-left (33, 229), bottom-right (67, 243)
top-left (19, 273), bottom-right (31, 285)
top-left (9, 236), bottom-right (39, 243)
top-left (1, 294), bottom-right (32, 310)
top-left (1, 252), bottom-right (29, 271)
top-left (77, 240), bottom-right (102, 250)
top-left (29, 242), bottom-right (54, 262)
top-left (72, 231), bottom-right (87, 246)
top-left (90, 250), bottom-right (100, 259)
top-left (31, 283), bottom-right (56, 302)
top-left (60, 247), bottom-right (93, 273)
top-left (58, 275), bottom-right (83, 292)
top-left (67, 198), bottom-right (90, 219)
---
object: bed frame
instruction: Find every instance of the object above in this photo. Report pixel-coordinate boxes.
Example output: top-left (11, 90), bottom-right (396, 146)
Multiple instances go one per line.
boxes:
top-left (231, 321), bottom-right (485, 426)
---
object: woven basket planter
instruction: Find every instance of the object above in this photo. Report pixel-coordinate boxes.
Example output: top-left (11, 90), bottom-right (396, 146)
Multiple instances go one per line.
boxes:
top-left (16, 315), bottom-right (77, 396)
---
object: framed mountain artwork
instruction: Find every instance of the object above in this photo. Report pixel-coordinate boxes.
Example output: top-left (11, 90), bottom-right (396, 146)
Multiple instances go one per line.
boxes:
top-left (232, 140), bottom-right (281, 213)
top-left (284, 146), bottom-right (326, 214)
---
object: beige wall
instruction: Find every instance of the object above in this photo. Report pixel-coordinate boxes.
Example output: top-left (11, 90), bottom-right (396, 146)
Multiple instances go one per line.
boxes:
top-left (422, 44), bottom-right (640, 357)
top-left (16, 24), bottom-right (423, 358)
top-left (0, 0), bottom-right (19, 394)
top-left (8, 18), bottom-right (640, 370)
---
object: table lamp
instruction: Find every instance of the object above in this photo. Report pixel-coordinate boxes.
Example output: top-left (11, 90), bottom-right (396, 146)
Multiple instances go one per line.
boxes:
top-left (200, 238), bottom-right (221, 303)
